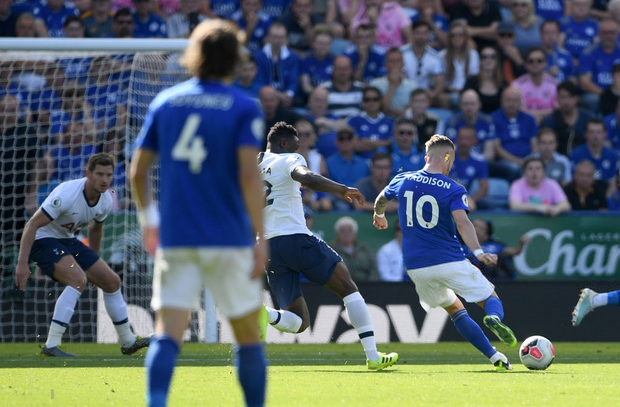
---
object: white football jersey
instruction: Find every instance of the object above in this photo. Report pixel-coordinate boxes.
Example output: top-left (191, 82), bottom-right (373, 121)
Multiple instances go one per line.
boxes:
top-left (260, 152), bottom-right (312, 240)
top-left (36, 178), bottom-right (113, 240)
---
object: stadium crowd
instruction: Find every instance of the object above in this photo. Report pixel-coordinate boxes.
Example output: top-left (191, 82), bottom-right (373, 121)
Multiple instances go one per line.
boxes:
top-left (2, 0), bottom-right (620, 282)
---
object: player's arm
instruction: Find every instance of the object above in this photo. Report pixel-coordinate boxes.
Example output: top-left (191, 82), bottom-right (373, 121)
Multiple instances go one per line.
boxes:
top-left (15, 210), bottom-right (53, 290)
top-left (292, 165), bottom-right (364, 205)
top-left (452, 209), bottom-right (497, 266)
top-left (239, 146), bottom-right (268, 279)
top-left (373, 190), bottom-right (390, 230)
top-left (129, 147), bottom-right (159, 255)
top-left (87, 220), bottom-right (104, 255)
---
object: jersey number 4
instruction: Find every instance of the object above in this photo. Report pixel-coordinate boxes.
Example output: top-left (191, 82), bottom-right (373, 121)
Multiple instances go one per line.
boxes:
top-left (404, 190), bottom-right (439, 229)
top-left (172, 114), bottom-right (208, 174)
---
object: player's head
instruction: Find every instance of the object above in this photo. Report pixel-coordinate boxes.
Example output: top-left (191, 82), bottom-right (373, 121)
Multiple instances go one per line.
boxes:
top-left (85, 153), bottom-right (116, 194)
top-left (267, 121), bottom-right (300, 153)
top-left (425, 134), bottom-right (455, 175)
top-left (181, 20), bottom-right (245, 81)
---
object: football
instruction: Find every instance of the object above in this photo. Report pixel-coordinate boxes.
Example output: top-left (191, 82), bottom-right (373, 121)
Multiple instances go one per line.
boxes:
top-left (519, 335), bottom-right (555, 370)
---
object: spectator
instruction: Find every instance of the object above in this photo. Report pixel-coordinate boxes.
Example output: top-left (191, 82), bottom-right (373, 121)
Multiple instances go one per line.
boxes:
top-left (403, 88), bottom-right (442, 149)
top-left (540, 20), bottom-right (576, 85)
top-left (254, 23), bottom-right (300, 108)
top-left (540, 81), bottom-right (592, 156)
top-left (99, 131), bottom-right (129, 211)
top-left (132, 0), bottom-right (167, 38)
top-left (528, 127), bottom-right (573, 186)
top-left (344, 24), bottom-right (387, 84)
top-left (376, 220), bottom-right (406, 282)
top-left (204, 0), bottom-right (238, 18)
top-left (381, 116), bottom-right (424, 176)
top-left (167, 0), bottom-right (209, 38)
top-left (295, 119), bottom-right (333, 212)
top-left (559, 0), bottom-right (598, 62)
top-left (258, 85), bottom-right (302, 149)
top-left (448, 0), bottom-right (501, 51)
top-left (54, 84), bottom-right (99, 145)
top-left (326, 128), bottom-right (369, 208)
top-left (15, 12), bottom-right (37, 37)
top-left (579, 18), bottom-right (620, 113)
top-left (410, 0), bottom-right (448, 50)
top-left (490, 86), bottom-right (539, 182)
top-left (600, 62), bottom-right (620, 118)
top-left (63, 15), bottom-right (85, 38)
top-left (463, 46), bottom-right (507, 115)
top-left (320, 55), bottom-right (365, 118)
top-left (232, 55), bottom-right (262, 100)
top-left (110, 7), bottom-right (134, 38)
top-left (31, 0), bottom-right (80, 37)
top-left (445, 89), bottom-right (496, 163)
top-left (401, 21), bottom-right (445, 108)
top-left (230, 0), bottom-right (273, 54)
top-left (350, 0), bottom-right (413, 52)
top-left (603, 98), bottom-right (620, 153)
top-left (570, 118), bottom-right (619, 197)
top-left (353, 152), bottom-right (398, 212)
top-left (510, 0), bottom-right (543, 57)
top-left (370, 47), bottom-right (417, 117)
top-left (277, 0), bottom-right (319, 53)
top-left (49, 120), bottom-right (96, 182)
top-left (346, 86), bottom-right (393, 160)
top-left (513, 46), bottom-right (558, 124)
top-left (508, 156), bottom-right (572, 216)
top-left (299, 25), bottom-right (335, 101)
top-left (608, 168), bottom-right (620, 209)
top-left (449, 125), bottom-right (489, 211)
top-left (438, 19), bottom-right (479, 110)
top-left (465, 219), bottom-right (531, 282)
top-left (534, 0), bottom-right (564, 21)
top-left (563, 160), bottom-right (609, 211)
top-left (0, 0), bottom-right (19, 37)
top-left (495, 22), bottom-right (525, 85)
top-left (304, 87), bottom-right (348, 157)
top-left (330, 216), bottom-right (379, 282)
top-left (82, 0), bottom-right (115, 38)
top-left (261, 0), bottom-right (291, 19)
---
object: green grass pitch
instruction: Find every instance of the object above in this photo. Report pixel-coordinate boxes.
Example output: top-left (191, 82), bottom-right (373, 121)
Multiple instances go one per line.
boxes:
top-left (1, 342), bottom-right (619, 406)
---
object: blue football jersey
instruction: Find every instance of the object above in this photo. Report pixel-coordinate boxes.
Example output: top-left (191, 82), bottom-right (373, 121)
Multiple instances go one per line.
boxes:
top-left (136, 78), bottom-right (265, 248)
top-left (133, 12), bottom-right (168, 38)
top-left (30, 0), bottom-right (80, 38)
top-left (384, 170), bottom-right (469, 269)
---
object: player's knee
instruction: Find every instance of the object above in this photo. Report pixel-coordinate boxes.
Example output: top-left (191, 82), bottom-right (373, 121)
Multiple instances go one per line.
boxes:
top-left (67, 271), bottom-right (87, 292)
top-left (102, 271), bottom-right (121, 292)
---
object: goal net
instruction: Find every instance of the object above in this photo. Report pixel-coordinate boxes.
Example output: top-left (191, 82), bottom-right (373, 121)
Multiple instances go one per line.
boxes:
top-left (0, 39), bottom-right (234, 344)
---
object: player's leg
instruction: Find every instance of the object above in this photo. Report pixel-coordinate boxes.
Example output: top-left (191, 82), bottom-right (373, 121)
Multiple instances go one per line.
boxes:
top-left (266, 295), bottom-right (308, 333)
top-left (572, 288), bottom-right (620, 326)
top-left (477, 293), bottom-right (517, 347)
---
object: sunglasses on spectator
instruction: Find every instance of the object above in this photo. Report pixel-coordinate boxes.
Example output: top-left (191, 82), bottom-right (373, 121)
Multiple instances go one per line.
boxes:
top-left (298, 132), bottom-right (312, 137)
top-left (481, 54), bottom-right (496, 60)
top-left (527, 58), bottom-right (544, 64)
top-left (450, 32), bottom-right (465, 38)
top-left (398, 130), bottom-right (414, 135)
top-left (338, 136), bottom-right (354, 141)
top-left (512, 2), bottom-right (528, 7)
top-left (116, 19), bottom-right (134, 25)
top-left (498, 32), bottom-right (514, 38)
top-left (363, 97), bottom-right (380, 102)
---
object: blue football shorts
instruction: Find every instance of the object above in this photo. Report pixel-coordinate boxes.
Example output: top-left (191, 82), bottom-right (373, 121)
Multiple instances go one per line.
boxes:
top-left (30, 238), bottom-right (100, 279)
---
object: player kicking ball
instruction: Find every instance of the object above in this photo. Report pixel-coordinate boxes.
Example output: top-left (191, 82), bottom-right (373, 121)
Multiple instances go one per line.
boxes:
top-left (259, 122), bottom-right (398, 371)
top-left (15, 153), bottom-right (150, 357)
top-left (572, 288), bottom-right (620, 326)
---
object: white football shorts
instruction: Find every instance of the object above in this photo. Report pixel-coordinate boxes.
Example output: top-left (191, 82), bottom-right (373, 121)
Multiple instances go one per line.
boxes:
top-left (407, 260), bottom-right (495, 311)
top-left (151, 247), bottom-right (262, 319)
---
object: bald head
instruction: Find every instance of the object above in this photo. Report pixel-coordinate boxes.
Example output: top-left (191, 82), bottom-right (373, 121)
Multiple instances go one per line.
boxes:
top-left (460, 89), bottom-right (481, 117)
top-left (501, 86), bottom-right (522, 117)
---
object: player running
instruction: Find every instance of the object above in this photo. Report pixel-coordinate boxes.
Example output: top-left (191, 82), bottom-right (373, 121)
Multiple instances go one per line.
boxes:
top-left (572, 288), bottom-right (620, 326)
top-left (373, 134), bottom-right (517, 371)
top-left (259, 121), bottom-right (398, 371)
top-left (15, 153), bottom-right (151, 357)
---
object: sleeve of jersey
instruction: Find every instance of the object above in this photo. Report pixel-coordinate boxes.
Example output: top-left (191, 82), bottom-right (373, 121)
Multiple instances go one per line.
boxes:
top-left (134, 101), bottom-right (160, 152)
top-left (450, 185), bottom-right (470, 213)
top-left (285, 153), bottom-right (307, 176)
top-left (237, 98), bottom-right (265, 149)
top-left (383, 172), bottom-right (407, 201)
top-left (40, 184), bottom-right (71, 221)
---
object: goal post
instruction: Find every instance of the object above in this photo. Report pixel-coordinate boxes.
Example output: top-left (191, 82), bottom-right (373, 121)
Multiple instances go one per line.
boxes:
top-left (0, 38), bottom-right (222, 344)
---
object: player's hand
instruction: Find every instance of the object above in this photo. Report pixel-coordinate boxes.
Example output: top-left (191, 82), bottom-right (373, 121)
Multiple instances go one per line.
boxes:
top-left (373, 215), bottom-right (388, 230)
top-left (342, 187), bottom-right (364, 205)
top-left (142, 227), bottom-right (160, 256)
top-left (476, 252), bottom-right (497, 266)
top-left (15, 263), bottom-right (31, 291)
top-left (252, 239), bottom-right (268, 279)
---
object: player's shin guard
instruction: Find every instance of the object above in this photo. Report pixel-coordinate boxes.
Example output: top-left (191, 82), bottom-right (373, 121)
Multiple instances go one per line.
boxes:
top-left (104, 289), bottom-right (136, 347)
top-left (145, 335), bottom-right (179, 407)
top-left (46, 286), bottom-right (81, 348)
top-left (343, 292), bottom-right (380, 361)
top-left (236, 344), bottom-right (267, 407)
top-left (484, 296), bottom-right (505, 320)
top-left (451, 309), bottom-right (496, 358)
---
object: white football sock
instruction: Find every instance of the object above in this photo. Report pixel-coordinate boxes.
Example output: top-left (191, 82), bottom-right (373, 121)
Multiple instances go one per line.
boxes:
top-left (104, 289), bottom-right (135, 347)
top-left (268, 308), bottom-right (302, 333)
top-left (593, 294), bottom-right (608, 308)
top-left (46, 286), bottom-right (81, 348)
top-left (343, 292), bottom-right (380, 361)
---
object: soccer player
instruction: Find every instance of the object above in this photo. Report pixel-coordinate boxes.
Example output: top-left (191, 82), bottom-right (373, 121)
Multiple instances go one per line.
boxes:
top-left (259, 121), bottom-right (398, 371)
top-left (14, 153), bottom-right (150, 357)
top-left (130, 20), bottom-right (268, 407)
top-left (572, 288), bottom-right (620, 326)
top-left (373, 134), bottom-right (517, 371)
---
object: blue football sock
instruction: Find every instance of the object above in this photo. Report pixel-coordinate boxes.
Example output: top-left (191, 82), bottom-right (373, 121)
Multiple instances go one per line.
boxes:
top-left (236, 343), bottom-right (267, 407)
top-left (608, 290), bottom-right (620, 306)
top-left (451, 309), bottom-right (496, 359)
top-left (145, 335), bottom-right (179, 407)
top-left (484, 296), bottom-right (504, 320)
